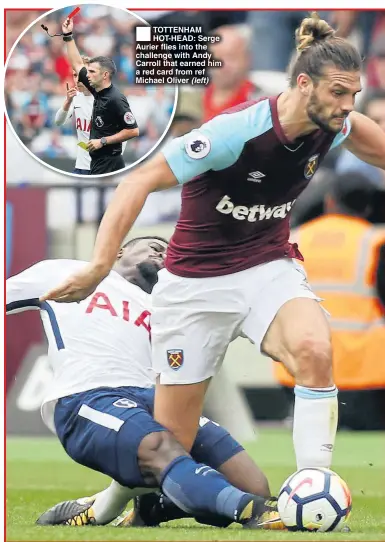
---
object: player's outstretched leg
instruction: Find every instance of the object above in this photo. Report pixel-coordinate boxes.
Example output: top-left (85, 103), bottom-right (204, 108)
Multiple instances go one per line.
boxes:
top-left (38, 414), bottom-right (284, 529)
top-left (116, 493), bottom-right (231, 527)
top-left (136, 431), bottom-right (282, 529)
top-left (118, 492), bottom-right (283, 530)
top-left (120, 439), bottom-right (283, 530)
top-left (37, 438), bottom-right (281, 529)
top-left (261, 298), bottom-right (337, 470)
top-left (37, 389), bottom-right (283, 529)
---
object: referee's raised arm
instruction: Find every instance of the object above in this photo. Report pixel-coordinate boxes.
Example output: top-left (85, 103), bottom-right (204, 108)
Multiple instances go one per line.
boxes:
top-left (61, 18), bottom-right (96, 97)
top-left (61, 18), bottom-right (85, 80)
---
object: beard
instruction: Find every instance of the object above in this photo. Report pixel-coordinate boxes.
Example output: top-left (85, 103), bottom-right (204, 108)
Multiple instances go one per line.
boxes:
top-left (136, 261), bottom-right (161, 293)
top-left (306, 91), bottom-right (345, 134)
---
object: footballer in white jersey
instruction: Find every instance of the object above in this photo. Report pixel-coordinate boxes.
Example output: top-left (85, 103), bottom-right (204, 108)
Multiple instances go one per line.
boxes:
top-left (6, 256), bottom-right (154, 432)
top-left (55, 92), bottom-right (94, 172)
top-left (55, 62), bottom-right (93, 174)
top-left (6, 237), bottom-right (278, 530)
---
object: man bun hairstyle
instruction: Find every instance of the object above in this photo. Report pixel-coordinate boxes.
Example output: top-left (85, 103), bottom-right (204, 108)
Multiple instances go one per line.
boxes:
top-left (289, 12), bottom-right (362, 87)
top-left (295, 12), bottom-right (335, 53)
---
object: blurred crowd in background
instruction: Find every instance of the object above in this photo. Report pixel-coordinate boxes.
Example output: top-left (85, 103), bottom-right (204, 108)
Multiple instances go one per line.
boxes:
top-left (5, 6), bottom-right (175, 170)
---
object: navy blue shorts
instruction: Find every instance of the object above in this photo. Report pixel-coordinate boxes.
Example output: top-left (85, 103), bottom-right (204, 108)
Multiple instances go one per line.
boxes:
top-left (54, 386), bottom-right (243, 488)
top-left (73, 168), bottom-right (91, 175)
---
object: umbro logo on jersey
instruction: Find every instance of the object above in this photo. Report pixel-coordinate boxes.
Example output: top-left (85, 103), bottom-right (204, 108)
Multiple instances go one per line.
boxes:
top-left (247, 171), bottom-right (265, 182)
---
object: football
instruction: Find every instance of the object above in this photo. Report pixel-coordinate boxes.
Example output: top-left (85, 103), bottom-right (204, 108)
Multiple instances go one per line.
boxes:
top-left (278, 468), bottom-right (352, 532)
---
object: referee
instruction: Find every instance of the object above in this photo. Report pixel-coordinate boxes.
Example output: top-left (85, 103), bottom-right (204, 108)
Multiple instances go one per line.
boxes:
top-left (61, 17), bottom-right (139, 175)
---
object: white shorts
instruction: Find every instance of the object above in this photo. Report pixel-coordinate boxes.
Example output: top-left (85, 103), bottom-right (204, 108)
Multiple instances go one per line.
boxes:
top-left (151, 259), bottom-right (321, 385)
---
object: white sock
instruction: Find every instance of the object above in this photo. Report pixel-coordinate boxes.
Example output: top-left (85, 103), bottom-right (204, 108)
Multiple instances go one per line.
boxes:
top-left (293, 385), bottom-right (338, 470)
top-left (86, 481), bottom-right (153, 525)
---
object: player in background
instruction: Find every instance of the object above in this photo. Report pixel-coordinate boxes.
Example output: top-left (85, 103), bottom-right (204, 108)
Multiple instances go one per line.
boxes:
top-left (6, 239), bottom-right (280, 529)
top-left (42, 13), bottom-right (385, 482)
top-left (55, 57), bottom-right (93, 175)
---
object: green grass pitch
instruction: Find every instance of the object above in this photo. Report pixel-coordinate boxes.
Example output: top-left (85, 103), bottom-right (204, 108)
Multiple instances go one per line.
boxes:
top-left (6, 428), bottom-right (385, 541)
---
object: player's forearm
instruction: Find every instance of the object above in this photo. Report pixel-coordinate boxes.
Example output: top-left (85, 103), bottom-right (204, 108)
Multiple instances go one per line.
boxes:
top-left (55, 105), bottom-right (70, 126)
top-left (105, 128), bottom-right (139, 145)
top-left (91, 175), bottom-right (150, 271)
top-left (65, 38), bottom-right (84, 73)
top-left (62, 98), bottom-right (72, 112)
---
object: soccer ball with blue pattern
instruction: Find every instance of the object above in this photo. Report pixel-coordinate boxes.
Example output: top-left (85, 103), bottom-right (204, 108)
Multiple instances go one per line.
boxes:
top-left (278, 468), bottom-right (352, 532)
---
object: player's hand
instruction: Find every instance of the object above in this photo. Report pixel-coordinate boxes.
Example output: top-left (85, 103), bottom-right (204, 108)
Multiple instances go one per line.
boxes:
top-left (39, 263), bottom-right (109, 303)
top-left (87, 139), bottom-right (103, 152)
top-left (62, 17), bottom-right (73, 34)
top-left (66, 82), bottom-right (77, 101)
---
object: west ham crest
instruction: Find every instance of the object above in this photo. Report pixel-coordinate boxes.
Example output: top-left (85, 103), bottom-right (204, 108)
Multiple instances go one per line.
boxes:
top-left (304, 154), bottom-right (319, 180)
top-left (167, 349), bottom-right (184, 371)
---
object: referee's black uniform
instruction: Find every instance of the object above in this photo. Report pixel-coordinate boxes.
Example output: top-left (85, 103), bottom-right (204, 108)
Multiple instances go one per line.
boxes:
top-left (78, 66), bottom-right (138, 175)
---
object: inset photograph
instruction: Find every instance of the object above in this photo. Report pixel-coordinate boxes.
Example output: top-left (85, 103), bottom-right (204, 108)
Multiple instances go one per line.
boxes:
top-left (5, 5), bottom-right (177, 177)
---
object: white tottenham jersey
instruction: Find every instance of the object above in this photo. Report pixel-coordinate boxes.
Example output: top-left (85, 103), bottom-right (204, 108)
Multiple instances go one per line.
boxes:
top-left (6, 259), bottom-right (154, 432)
top-left (67, 93), bottom-right (94, 170)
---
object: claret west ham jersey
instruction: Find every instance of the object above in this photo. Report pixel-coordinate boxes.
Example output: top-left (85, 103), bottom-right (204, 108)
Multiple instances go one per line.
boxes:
top-left (161, 96), bottom-right (351, 278)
